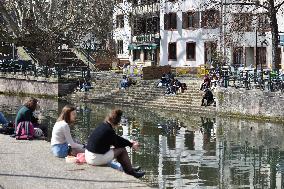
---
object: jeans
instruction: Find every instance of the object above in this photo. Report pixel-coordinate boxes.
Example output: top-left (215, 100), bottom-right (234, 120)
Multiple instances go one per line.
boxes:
top-left (0, 112), bottom-right (8, 127)
top-left (51, 143), bottom-right (68, 158)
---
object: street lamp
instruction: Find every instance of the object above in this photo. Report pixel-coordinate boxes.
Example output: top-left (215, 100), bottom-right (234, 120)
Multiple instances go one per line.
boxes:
top-left (82, 33), bottom-right (97, 78)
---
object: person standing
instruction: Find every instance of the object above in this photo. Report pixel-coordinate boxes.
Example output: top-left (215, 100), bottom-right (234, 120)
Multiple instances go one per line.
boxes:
top-left (85, 109), bottom-right (145, 178)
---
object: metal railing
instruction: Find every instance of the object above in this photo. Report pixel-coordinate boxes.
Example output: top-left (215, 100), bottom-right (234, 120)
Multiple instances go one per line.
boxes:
top-left (0, 60), bottom-right (91, 79)
top-left (207, 66), bottom-right (284, 93)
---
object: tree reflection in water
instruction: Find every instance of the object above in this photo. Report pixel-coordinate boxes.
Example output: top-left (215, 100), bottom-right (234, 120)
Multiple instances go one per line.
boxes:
top-left (1, 95), bottom-right (284, 188)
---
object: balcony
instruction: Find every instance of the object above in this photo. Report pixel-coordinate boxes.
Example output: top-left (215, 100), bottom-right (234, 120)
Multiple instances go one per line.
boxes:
top-left (132, 3), bottom-right (160, 15)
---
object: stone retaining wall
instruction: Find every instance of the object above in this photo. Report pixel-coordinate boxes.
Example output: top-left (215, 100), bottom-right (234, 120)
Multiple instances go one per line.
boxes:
top-left (0, 74), bottom-right (76, 97)
top-left (216, 87), bottom-right (284, 121)
top-left (0, 95), bottom-right (58, 111)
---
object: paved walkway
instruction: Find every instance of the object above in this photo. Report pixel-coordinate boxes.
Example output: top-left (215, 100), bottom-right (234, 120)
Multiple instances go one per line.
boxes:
top-left (0, 135), bottom-right (151, 189)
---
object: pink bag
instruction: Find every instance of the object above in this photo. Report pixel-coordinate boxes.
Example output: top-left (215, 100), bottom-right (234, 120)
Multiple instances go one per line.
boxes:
top-left (76, 153), bottom-right (86, 164)
top-left (15, 121), bottom-right (35, 140)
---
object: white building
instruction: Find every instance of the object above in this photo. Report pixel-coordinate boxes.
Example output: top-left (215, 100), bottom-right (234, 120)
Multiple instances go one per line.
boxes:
top-left (113, 0), bottom-right (284, 70)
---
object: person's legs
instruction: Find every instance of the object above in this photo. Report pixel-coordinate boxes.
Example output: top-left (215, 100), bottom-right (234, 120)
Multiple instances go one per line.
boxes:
top-left (201, 98), bottom-right (205, 106)
top-left (0, 112), bottom-right (8, 127)
top-left (71, 147), bottom-right (85, 156)
top-left (51, 143), bottom-right (68, 158)
top-left (113, 148), bottom-right (133, 174)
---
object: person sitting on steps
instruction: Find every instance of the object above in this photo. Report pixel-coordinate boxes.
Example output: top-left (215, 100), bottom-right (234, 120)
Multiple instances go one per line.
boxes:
top-left (85, 109), bottom-right (145, 178)
top-left (201, 88), bottom-right (215, 107)
top-left (200, 75), bottom-right (211, 91)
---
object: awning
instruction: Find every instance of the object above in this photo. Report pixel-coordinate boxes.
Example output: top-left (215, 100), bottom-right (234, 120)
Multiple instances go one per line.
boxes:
top-left (128, 44), bottom-right (142, 50)
top-left (128, 43), bottom-right (158, 50)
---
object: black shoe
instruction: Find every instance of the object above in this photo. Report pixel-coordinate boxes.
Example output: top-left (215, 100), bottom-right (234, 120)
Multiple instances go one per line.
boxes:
top-left (132, 166), bottom-right (141, 172)
top-left (132, 171), bottom-right (145, 178)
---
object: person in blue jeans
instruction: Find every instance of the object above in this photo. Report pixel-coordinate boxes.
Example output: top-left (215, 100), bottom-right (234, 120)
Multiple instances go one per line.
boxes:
top-left (51, 105), bottom-right (85, 158)
top-left (0, 112), bottom-right (9, 127)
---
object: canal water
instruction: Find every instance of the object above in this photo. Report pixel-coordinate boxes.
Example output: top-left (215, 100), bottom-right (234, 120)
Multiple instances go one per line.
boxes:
top-left (1, 94), bottom-right (284, 188)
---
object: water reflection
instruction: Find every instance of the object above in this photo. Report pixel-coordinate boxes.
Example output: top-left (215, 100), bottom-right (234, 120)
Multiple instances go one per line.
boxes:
top-left (1, 95), bottom-right (284, 188)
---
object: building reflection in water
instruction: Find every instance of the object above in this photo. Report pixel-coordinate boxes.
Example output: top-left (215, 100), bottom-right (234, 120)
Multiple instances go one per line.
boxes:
top-left (2, 96), bottom-right (284, 188)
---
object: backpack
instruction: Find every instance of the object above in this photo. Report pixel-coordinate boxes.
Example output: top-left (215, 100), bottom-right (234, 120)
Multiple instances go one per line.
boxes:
top-left (15, 121), bottom-right (35, 140)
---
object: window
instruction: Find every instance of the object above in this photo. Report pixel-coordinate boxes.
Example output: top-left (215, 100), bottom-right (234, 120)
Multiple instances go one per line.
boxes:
top-left (232, 13), bottom-right (253, 32)
top-left (116, 15), bottom-right (124, 28)
top-left (133, 17), bottom-right (146, 35)
top-left (183, 12), bottom-right (200, 29)
top-left (233, 47), bottom-right (243, 66)
top-left (146, 16), bottom-right (160, 33)
top-left (144, 50), bottom-right (152, 61)
top-left (164, 13), bottom-right (177, 30)
top-left (117, 40), bottom-right (123, 54)
top-left (140, 0), bottom-right (158, 4)
top-left (276, 48), bottom-right (282, 70)
top-left (201, 10), bottom-right (220, 29)
top-left (168, 42), bottom-right (177, 60)
top-left (133, 15), bottom-right (159, 35)
top-left (257, 47), bottom-right (266, 68)
top-left (186, 42), bottom-right (196, 60)
top-left (127, 0), bottom-right (138, 5)
top-left (152, 16), bottom-right (160, 33)
top-left (204, 42), bottom-right (217, 64)
top-left (258, 14), bottom-right (270, 32)
top-left (133, 49), bottom-right (140, 61)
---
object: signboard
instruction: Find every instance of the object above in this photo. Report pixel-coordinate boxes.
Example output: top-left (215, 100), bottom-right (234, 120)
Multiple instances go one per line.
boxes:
top-left (128, 44), bottom-right (158, 50)
top-left (133, 33), bottom-right (160, 43)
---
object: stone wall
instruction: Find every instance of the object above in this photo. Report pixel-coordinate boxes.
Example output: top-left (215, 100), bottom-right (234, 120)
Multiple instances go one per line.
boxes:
top-left (142, 65), bottom-right (171, 80)
top-left (216, 87), bottom-right (284, 120)
top-left (0, 74), bottom-right (77, 97)
top-left (0, 94), bottom-right (58, 113)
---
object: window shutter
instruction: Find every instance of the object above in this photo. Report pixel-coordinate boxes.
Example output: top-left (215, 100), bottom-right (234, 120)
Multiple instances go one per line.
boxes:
top-left (182, 12), bottom-right (188, 29)
top-left (201, 11), bottom-right (206, 28)
top-left (171, 13), bottom-right (177, 29)
top-left (194, 12), bottom-right (200, 28)
top-left (164, 14), bottom-right (169, 30)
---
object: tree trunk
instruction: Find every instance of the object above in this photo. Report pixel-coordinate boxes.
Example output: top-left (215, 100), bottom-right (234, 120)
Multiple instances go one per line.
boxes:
top-left (269, 0), bottom-right (279, 70)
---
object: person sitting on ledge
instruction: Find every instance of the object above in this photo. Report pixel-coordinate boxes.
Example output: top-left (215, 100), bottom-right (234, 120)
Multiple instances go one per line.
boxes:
top-left (0, 112), bottom-right (9, 128)
top-left (0, 112), bottom-right (14, 135)
top-left (51, 105), bottom-right (85, 158)
top-left (14, 97), bottom-right (47, 136)
top-left (85, 109), bottom-right (145, 178)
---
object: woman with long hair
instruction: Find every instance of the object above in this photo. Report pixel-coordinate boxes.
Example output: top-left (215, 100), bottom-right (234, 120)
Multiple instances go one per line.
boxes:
top-left (51, 105), bottom-right (84, 158)
top-left (14, 97), bottom-right (47, 137)
top-left (15, 97), bottom-right (38, 128)
top-left (85, 109), bottom-right (145, 178)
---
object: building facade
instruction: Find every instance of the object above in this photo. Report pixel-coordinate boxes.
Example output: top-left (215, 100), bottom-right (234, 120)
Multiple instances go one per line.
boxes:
top-left (113, 0), bottom-right (284, 70)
